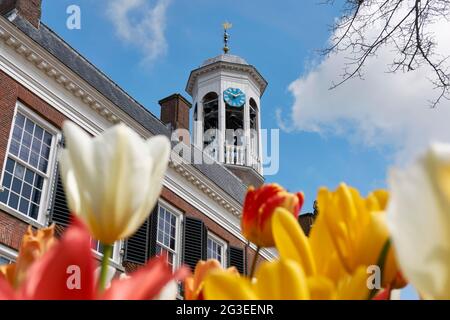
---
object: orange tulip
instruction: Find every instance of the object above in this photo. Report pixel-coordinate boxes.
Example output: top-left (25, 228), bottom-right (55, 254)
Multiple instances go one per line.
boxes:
top-left (184, 259), bottom-right (238, 300)
top-left (0, 218), bottom-right (189, 300)
top-left (0, 225), bottom-right (56, 287)
top-left (242, 184), bottom-right (304, 247)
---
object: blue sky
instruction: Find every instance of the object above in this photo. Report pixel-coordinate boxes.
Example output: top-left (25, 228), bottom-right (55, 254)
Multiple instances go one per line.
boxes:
top-left (43, 0), bottom-right (391, 211)
top-left (40, 0), bottom-right (439, 299)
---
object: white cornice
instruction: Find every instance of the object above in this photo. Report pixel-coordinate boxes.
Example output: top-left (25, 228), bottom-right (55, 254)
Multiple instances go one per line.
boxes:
top-left (186, 61), bottom-right (268, 97)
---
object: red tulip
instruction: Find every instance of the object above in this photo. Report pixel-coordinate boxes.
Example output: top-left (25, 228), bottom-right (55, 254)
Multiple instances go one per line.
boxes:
top-left (0, 217), bottom-right (189, 300)
top-left (242, 184), bottom-right (304, 247)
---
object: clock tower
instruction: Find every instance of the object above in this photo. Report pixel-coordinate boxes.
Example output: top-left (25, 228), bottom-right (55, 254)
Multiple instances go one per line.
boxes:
top-left (186, 23), bottom-right (268, 186)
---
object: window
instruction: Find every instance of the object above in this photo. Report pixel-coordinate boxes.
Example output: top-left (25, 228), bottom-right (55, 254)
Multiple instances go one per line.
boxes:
top-left (155, 204), bottom-right (181, 271)
top-left (90, 238), bottom-right (121, 263)
top-left (0, 107), bottom-right (57, 223)
top-left (207, 233), bottom-right (227, 267)
top-left (0, 244), bottom-right (17, 265)
top-left (0, 255), bottom-right (12, 265)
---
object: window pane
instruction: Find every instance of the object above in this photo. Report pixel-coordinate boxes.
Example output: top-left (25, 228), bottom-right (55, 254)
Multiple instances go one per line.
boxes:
top-left (9, 140), bottom-right (19, 156)
top-left (29, 204), bottom-right (39, 219)
top-left (29, 152), bottom-right (39, 168)
top-left (24, 119), bottom-right (34, 134)
top-left (22, 132), bottom-right (32, 148)
top-left (31, 188), bottom-right (41, 204)
top-left (22, 183), bottom-right (32, 198)
top-left (34, 126), bottom-right (43, 140)
top-left (31, 138), bottom-right (41, 153)
top-left (19, 198), bottom-right (29, 215)
top-left (43, 132), bottom-right (52, 146)
top-left (38, 158), bottom-right (48, 173)
top-left (8, 192), bottom-right (19, 209)
top-left (19, 146), bottom-right (30, 162)
top-left (15, 113), bottom-right (25, 128)
top-left (12, 126), bottom-right (22, 141)
top-left (24, 169), bottom-right (34, 185)
top-left (0, 190), bottom-right (8, 204)
top-left (11, 178), bottom-right (22, 194)
top-left (2, 173), bottom-right (12, 189)
top-left (14, 163), bottom-right (25, 179)
top-left (5, 158), bottom-right (14, 174)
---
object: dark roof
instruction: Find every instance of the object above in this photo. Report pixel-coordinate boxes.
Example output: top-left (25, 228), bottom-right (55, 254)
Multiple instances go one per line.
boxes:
top-left (7, 15), bottom-right (248, 204)
top-left (298, 213), bottom-right (316, 236)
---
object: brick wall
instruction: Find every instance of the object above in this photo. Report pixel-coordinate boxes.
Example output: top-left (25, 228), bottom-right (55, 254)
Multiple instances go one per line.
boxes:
top-left (0, 0), bottom-right (42, 28)
top-left (0, 70), bottom-right (66, 250)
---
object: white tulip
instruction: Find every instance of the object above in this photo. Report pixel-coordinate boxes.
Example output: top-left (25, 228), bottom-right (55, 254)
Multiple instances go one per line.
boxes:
top-left (387, 143), bottom-right (450, 299)
top-left (59, 121), bottom-right (171, 244)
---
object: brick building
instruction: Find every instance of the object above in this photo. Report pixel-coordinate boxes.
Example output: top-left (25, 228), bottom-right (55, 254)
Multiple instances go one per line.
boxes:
top-left (0, 0), bottom-right (282, 281)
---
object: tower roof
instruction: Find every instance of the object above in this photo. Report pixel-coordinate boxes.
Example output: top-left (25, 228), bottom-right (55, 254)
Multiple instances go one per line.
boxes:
top-left (201, 54), bottom-right (248, 67)
top-left (186, 54), bottom-right (268, 97)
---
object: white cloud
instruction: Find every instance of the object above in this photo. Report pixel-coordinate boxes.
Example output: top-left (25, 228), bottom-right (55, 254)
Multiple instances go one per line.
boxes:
top-left (282, 6), bottom-right (450, 165)
top-left (106, 0), bottom-right (171, 64)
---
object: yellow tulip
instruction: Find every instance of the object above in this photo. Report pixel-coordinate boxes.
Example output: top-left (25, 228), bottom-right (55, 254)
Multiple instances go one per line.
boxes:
top-left (388, 143), bottom-right (450, 299)
top-left (60, 122), bottom-right (171, 244)
top-left (317, 184), bottom-right (404, 288)
top-left (184, 259), bottom-right (238, 300)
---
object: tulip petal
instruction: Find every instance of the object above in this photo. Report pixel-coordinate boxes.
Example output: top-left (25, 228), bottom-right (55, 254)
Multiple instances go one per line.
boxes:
top-left (203, 271), bottom-right (257, 300)
top-left (254, 260), bottom-right (310, 300)
top-left (102, 255), bottom-right (189, 300)
top-left (388, 158), bottom-right (450, 299)
top-left (19, 217), bottom-right (96, 299)
top-left (272, 208), bottom-right (316, 276)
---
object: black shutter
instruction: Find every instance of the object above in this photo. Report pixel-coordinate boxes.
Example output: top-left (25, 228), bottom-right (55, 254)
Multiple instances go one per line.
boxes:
top-left (48, 166), bottom-right (71, 227)
top-left (228, 246), bottom-right (246, 275)
top-left (182, 217), bottom-right (207, 272)
top-left (124, 204), bottom-right (159, 265)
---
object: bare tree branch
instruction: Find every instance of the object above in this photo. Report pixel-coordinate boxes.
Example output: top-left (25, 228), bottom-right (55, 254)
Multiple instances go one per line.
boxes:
top-left (323, 0), bottom-right (450, 107)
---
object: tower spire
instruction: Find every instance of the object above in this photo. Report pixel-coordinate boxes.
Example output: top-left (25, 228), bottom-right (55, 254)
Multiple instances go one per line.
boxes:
top-left (222, 22), bottom-right (232, 54)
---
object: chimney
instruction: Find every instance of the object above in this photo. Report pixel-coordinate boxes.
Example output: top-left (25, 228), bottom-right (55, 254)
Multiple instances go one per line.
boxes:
top-left (0, 0), bottom-right (42, 28)
top-left (159, 93), bottom-right (192, 130)
top-left (159, 93), bottom-right (192, 143)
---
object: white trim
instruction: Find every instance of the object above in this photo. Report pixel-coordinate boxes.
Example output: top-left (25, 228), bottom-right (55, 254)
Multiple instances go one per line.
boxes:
top-left (91, 240), bottom-right (124, 271)
top-left (0, 243), bottom-right (18, 262)
top-left (207, 232), bottom-right (228, 268)
top-left (0, 102), bottom-right (60, 226)
top-left (157, 199), bottom-right (183, 270)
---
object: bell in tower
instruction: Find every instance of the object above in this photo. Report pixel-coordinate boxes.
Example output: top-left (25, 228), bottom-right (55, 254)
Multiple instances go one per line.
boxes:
top-left (186, 23), bottom-right (268, 187)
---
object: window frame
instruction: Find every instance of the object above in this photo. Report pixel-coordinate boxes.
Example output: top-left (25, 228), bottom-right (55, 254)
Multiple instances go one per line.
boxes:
top-left (155, 199), bottom-right (183, 271)
top-left (0, 244), bottom-right (18, 264)
top-left (0, 102), bottom-right (60, 227)
top-left (207, 232), bottom-right (228, 268)
top-left (91, 239), bottom-right (123, 266)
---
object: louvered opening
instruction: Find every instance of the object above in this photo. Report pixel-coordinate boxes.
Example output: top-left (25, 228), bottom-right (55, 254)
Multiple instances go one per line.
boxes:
top-left (49, 168), bottom-right (71, 227)
top-left (183, 217), bottom-right (207, 272)
top-left (124, 219), bottom-right (149, 265)
top-left (229, 246), bottom-right (246, 275)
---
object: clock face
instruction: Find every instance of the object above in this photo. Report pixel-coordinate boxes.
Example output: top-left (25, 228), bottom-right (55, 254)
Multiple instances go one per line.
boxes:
top-left (223, 88), bottom-right (246, 108)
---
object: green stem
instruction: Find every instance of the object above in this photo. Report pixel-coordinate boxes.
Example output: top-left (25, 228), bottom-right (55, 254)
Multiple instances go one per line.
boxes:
top-left (98, 244), bottom-right (113, 292)
top-left (369, 238), bottom-right (392, 299)
top-left (249, 246), bottom-right (261, 279)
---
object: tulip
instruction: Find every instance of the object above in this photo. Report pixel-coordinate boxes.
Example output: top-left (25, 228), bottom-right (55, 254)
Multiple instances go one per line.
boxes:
top-left (241, 183), bottom-right (304, 248)
top-left (184, 259), bottom-right (238, 300)
top-left (317, 184), bottom-right (405, 289)
top-left (202, 207), bottom-right (369, 300)
top-left (0, 217), bottom-right (189, 300)
top-left (60, 121), bottom-right (171, 245)
top-left (387, 143), bottom-right (450, 299)
top-left (0, 225), bottom-right (56, 287)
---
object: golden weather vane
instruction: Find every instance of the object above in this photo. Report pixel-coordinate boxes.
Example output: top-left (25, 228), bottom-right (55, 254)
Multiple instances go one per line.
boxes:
top-left (222, 21), bottom-right (232, 54)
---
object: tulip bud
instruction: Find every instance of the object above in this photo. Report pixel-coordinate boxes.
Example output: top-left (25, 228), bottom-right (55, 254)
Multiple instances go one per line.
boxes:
top-left (241, 184), bottom-right (304, 247)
